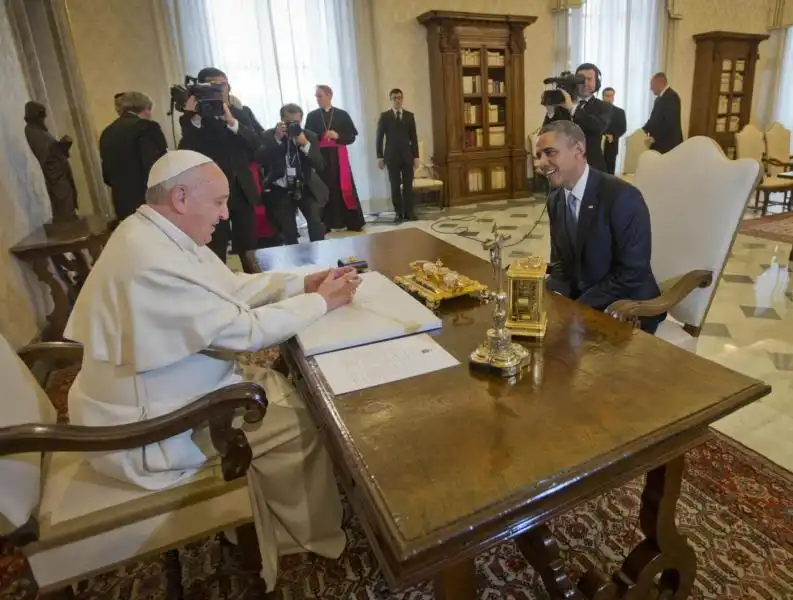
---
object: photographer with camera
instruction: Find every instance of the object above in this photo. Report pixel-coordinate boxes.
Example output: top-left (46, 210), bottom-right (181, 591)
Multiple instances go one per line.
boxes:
top-left (542, 63), bottom-right (610, 172)
top-left (176, 67), bottom-right (264, 273)
top-left (258, 103), bottom-right (327, 246)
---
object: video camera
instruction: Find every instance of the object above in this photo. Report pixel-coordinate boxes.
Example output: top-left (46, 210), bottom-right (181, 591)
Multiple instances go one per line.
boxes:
top-left (541, 71), bottom-right (585, 107)
top-left (169, 75), bottom-right (225, 119)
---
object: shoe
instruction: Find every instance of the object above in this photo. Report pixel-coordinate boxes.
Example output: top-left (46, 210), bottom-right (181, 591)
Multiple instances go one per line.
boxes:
top-left (406, 215), bottom-right (419, 221)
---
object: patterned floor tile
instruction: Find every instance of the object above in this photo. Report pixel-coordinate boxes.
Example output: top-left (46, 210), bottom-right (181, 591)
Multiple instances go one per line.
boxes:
top-left (723, 274), bottom-right (754, 284)
top-left (701, 323), bottom-right (732, 338)
top-left (740, 306), bottom-right (783, 320)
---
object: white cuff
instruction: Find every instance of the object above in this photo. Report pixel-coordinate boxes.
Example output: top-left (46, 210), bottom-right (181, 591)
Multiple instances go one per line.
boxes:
top-left (300, 141), bottom-right (311, 154)
top-left (227, 119), bottom-right (240, 134)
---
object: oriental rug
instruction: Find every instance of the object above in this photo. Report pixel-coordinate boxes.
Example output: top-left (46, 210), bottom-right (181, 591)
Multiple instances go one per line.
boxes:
top-left (739, 212), bottom-right (793, 246)
top-left (2, 352), bottom-right (793, 599)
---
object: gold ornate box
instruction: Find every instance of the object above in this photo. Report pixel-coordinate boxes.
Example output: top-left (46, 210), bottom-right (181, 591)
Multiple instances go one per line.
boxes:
top-left (394, 259), bottom-right (487, 310)
top-left (505, 256), bottom-right (547, 338)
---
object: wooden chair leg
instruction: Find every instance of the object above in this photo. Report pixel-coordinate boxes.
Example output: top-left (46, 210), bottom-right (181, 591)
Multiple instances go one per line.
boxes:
top-left (236, 521), bottom-right (277, 598)
top-left (164, 548), bottom-right (184, 600)
top-left (40, 586), bottom-right (75, 599)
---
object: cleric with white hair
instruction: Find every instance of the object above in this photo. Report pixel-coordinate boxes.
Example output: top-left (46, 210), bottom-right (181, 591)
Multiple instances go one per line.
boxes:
top-left (64, 150), bottom-right (361, 589)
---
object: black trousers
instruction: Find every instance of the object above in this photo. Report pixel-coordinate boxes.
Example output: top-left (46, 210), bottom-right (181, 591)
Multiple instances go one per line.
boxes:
top-left (386, 159), bottom-right (415, 218)
top-left (604, 142), bottom-right (618, 175)
top-left (208, 180), bottom-right (258, 265)
top-left (266, 185), bottom-right (325, 245)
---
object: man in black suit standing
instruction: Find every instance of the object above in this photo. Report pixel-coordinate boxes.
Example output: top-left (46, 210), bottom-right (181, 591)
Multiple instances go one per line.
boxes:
top-left (543, 63), bottom-right (611, 172)
top-left (642, 72), bottom-right (683, 154)
top-left (601, 87), bottom-right (626, 175)
top-left (178, 67), bottom-right (264, 273)
top-left (376, 88), bottom-right (419, 222)
top-left (100, 91), bottom-right (168, 222)
top-left (537, 120), bottom-right (664, 334)
top-left (258, 103), bottom-right (327, 245)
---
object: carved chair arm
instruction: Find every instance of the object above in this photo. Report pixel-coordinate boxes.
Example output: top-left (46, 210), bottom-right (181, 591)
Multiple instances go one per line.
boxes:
top-left (0, 382), bottom-right (267, 482)
top-left (606, 269), bottom-right (713, 321)
top-left (17, 341), bottom-right (84, 368)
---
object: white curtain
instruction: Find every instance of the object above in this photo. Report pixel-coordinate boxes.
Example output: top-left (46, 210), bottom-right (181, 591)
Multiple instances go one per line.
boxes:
top-left (774, 28), bottom-right (793, 152)
top-left (158, 0), bottom-right (382, 212)
top-left (569, 0), bottom-right (665, 172)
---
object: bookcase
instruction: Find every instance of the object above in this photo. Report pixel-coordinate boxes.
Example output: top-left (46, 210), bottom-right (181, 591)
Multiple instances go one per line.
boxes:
top-left (418, 11), bottom-right (536, 206)
top-left (688, 31), bottom-right (769, 158)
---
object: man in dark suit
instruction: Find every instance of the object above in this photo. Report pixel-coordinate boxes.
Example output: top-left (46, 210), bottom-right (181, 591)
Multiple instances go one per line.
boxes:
top-left (100, 91), bottom-right (168, 222)
top-left (543, 63), bottom-right (611, 172)
top-left (537, 120), bottom-right (664, 334)
top-left (602, 87), bottom-right (626, 175)
top-left (258, 103), bottom-right (327, 245)
top-left (642, 72), bottom-right (683, 154)
top-left (376, 88), bottom-right (420, 222)
top-left (178, 67), bottom-right (264, 272)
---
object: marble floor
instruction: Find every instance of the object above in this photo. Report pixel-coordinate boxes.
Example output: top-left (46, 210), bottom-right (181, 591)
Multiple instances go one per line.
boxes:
top-left (241, 196), bottom-right (793, 475)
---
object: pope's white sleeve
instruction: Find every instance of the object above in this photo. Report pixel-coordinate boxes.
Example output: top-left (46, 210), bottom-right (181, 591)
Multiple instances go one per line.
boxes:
top-left (209, 293), bottom-right (327, 352)
top-left (231, 271), bottom-right (307, 307)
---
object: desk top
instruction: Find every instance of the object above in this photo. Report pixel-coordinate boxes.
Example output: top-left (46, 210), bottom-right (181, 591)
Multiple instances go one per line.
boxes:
top-left (264, 229), bottom-right (770, 576)
top-left (10, 214), bottom-right (109, 254)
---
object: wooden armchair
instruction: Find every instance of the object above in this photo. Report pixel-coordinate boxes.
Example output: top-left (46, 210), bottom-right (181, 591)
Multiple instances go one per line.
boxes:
top-left (763, 121), bottom-right (793, 175)
top-left (0, 334), bottom-right (269, 598)
top-left (607, 136), bottom-right (761, 351)
top-left (735, 123), bottom-right (793, 214)
top-left (412, 140), bottom-right (445, 209)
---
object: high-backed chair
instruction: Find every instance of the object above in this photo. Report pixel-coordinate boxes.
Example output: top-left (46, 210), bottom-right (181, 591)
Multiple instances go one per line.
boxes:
top-left (526, 133), bottom-right (546, 192)
top-left (0, 336), bottom-right (268, 597)
top-left (735, 123), bottom-right (793, 214)
top-left (618, 129), bottom-right (652, 181)
top-left (411, 140), bottom-right (444, 209)
top-left (764, 121), bottom-right (793, 176)
top-left (607, 136), bottom-right (761, 351)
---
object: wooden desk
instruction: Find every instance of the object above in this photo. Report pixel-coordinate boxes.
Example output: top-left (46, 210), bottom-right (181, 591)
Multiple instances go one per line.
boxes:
top-left (258, 229), bottom-right (770, 600)
top-left (9, 215), bottom-right (110, 340)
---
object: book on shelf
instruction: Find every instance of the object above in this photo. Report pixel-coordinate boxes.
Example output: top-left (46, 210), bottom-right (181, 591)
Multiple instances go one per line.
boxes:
top-left (465, 128), bottom-right (484, 148)
top-left (490, 167), bottom-right (507, 190)
top-left (488, 104), bottom-right (505, 125)
top-left (489, 125), bottom-right (506, 146)
top-left (487, 79), bottom-right (505, 94)
top-left (463, 75), bottom-right (482, 95)
top-left (486, 50), bottom-right (505, 66)
top-left (467, 169), bottom-right (485, 192)
top-left (464, 102), bottom-right (482, 125)
top-left (462, 49), bottom-right (481, 67)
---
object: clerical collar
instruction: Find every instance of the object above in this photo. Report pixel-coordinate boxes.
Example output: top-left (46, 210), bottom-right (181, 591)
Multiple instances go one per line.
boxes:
top-left (323, 106), bottom-right (333, 112)
top-left (136, 205), bottom-right (199, 253)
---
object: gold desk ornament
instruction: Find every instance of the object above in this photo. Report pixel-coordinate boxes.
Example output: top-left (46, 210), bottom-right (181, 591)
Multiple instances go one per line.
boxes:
top-left (393, 259), bottom-right (487, 310)
top-left (505, 255), bottom-right (548, 339)
top-left (469, 225), bottom-right (530, 378)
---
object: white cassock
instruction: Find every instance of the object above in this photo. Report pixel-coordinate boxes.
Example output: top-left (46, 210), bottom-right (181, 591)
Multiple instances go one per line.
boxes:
top-left (63, 204), bottom-right (345, 590)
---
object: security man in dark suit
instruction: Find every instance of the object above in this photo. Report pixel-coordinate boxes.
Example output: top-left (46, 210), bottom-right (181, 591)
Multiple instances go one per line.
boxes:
top-left (602, 87), bottom-right (627, 175)
top-left (178, 67), bottom-right (264, 273)
top-left (99, 91), bottom-right (168, 222)
top-left (258, 103), bottom-right (328, 246)
top-left (376, 88), bottom-right (420, 222)
top-left (642, 72), bottom-right (683, 154)
top-left (537, 120), bottom-right (664, 334)
top-left (543, 63), bottom-right (611, 172)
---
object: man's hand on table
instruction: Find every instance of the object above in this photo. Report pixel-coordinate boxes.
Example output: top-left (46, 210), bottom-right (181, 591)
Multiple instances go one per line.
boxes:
top-left (315, 270), bottom-right (362, 310)
top-left (304, 266), bottom-right (357, 294)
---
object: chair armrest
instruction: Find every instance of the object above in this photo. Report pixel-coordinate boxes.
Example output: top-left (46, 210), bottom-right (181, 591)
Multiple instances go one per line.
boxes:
top-left (0, 382), bottom-right (267, 482)
top-left (17, 341), bottom-right (83, 368)
top-left (606, 269), bottom-right (713, 320)
top-left (762, 156), bottom-right (793, 170)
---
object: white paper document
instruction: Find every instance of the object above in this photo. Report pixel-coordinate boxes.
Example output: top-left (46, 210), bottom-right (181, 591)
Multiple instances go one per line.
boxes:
top-left (297, 271), bottom-right (443, 356)
top-left (313, 333), bottom-right (459, 395)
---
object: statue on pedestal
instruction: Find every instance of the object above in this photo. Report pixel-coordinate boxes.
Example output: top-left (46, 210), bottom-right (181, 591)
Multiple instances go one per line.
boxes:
top-left (24, 101), bottom-right (79, 224)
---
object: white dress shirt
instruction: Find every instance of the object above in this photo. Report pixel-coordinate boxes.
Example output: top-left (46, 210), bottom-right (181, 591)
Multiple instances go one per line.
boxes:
top-left (564, 164), bottom-right (590, 221)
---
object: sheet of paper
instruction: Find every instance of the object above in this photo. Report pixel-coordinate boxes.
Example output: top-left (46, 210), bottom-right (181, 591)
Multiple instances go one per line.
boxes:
top-left (313, 333), bottom-right (459, 395)
top-left (297, 271), bottom-right (443, 356)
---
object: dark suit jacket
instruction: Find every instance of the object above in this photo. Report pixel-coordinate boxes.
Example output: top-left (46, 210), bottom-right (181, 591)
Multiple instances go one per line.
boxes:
top-left (544, 97), bottom-right (610, 171)
top-left (375, 109), bottom-right (418, 165)
top-left (178, 105), bottom-right (263, 204)
top-left (547, 168), bottom-right (664, 333)
top-left (604, 105), bottom-right (627, 150)
top-left (258, 128), bottom-right (329, 207)
top-left (99, 113), bottom-right (167, 220)
top-left (642, 88), bottom-right (683, 153)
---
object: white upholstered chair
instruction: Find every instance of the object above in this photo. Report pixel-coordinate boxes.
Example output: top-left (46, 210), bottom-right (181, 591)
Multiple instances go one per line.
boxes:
top-left (0, 335), bottom-right (267, 598)
top-left (607, 136), bottom-right (761, 351)
top-left (763, 121), bottom-right (793, 176)
top-left (411, 140), bottom-right (444, 208)
top-left (735, 123), bottom-right (793, 214)
top-left (618, 129), bottom-right (652, 181)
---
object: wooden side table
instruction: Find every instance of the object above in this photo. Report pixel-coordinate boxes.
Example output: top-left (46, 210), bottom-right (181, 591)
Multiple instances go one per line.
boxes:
top-left (10, 215), bottom-right (111, 340)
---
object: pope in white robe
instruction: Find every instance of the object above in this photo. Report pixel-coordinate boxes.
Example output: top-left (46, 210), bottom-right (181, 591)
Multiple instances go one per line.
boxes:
top-left (63, 150), bottom-right (361, 590)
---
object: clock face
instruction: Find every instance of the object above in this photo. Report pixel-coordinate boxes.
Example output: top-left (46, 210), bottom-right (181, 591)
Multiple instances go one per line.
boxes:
top-left (511, 279), bottom-right (538, 321)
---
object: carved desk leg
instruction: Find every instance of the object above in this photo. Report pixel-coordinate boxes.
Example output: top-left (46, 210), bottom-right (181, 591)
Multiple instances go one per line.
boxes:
top-left (30, 256), bottom-right (71, 340)
top-left (609, 456), bottom-right (696, 600)
top-left (516, 524), bottom-right (587, 599)
top-left (433, 558), bottom-right (478, 600)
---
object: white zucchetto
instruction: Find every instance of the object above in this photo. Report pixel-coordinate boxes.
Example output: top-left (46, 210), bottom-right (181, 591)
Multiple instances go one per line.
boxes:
top-left (146, 150), bottom-right (214, 189)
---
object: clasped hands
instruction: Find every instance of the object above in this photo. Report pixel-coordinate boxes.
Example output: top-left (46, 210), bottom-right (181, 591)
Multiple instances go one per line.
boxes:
top-left (304, 267), bottom-right (362, 310)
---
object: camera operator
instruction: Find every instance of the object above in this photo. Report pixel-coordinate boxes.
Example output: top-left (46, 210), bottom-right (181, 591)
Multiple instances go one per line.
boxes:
top-left (258, 103), bottom-right (327, 246)
top-left (543, 63), bottom-right (610, 172)
top-left (178, 67), bottom-right (264, 273)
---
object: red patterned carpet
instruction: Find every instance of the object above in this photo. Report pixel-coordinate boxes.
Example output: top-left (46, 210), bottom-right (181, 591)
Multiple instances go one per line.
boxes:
top-left (739, 212), bottom-right (793, 245)
top-left (2, 360), bottom-right (793, 599)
